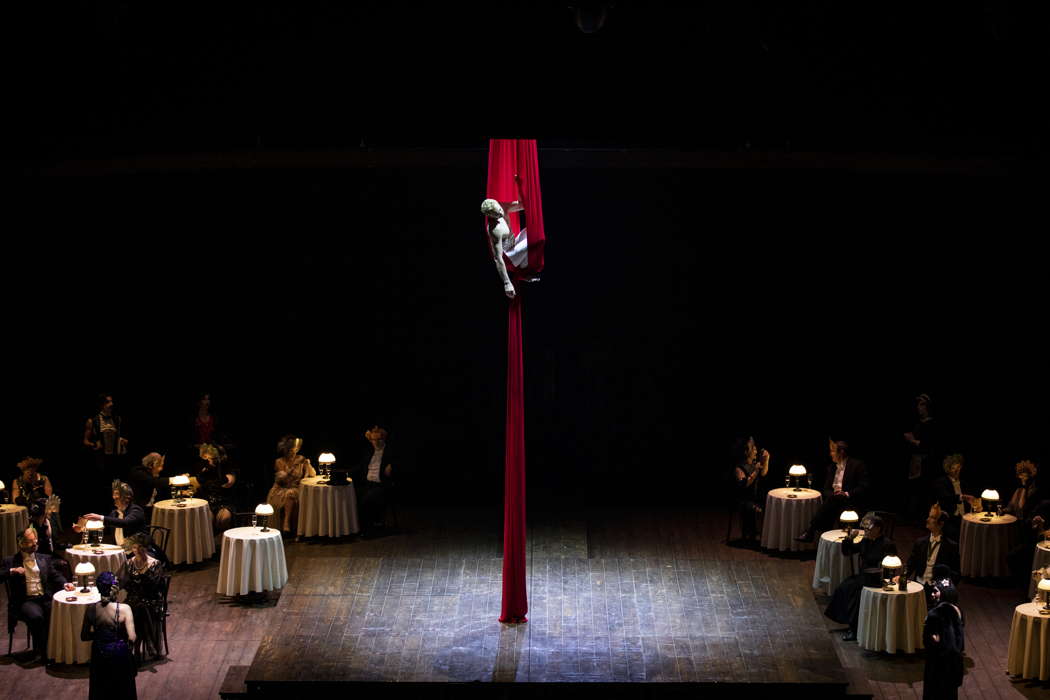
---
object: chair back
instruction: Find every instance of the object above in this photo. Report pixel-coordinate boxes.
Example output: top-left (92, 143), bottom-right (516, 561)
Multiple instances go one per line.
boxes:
top-left (148, 525), bottom-right (172, 559)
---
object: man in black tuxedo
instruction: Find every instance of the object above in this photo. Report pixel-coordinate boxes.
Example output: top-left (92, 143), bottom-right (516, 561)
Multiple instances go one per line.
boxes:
top-left (77, 480), bottom-right (147, 546)
top-left (352, 425), bottom-right (397, 536)
top-left (797, 439), bottom-right (870, 542)
top-left (907, 507), bottom-right (961, 606)
top-left (128, 452), bottom-right (171, 521)
top-left (0, 528), bottom-right (75, 660)
top-left (930, 454), bottom-right (976, 542)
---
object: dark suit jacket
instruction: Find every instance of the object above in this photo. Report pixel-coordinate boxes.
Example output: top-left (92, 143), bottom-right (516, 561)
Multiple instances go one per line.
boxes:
top-left (103, 503), bottom-right (147, 543)
top-left (127, 465), bottom-right (170, 508)
top-left (0, 552), bottom-right (68, 631)
top-left (906, 535), bottom-right (961, 584)
top-left (823, 457), bottom-right (869, 504)
top-left (842, 533), bottom-right (895, 573)
top-left (932, 476), bottom-right (969, 518)
top-left (353, 445), bottom-right (396, 489)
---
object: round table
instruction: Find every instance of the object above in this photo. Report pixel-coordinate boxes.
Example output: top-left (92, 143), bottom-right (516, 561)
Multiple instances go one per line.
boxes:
top-left (812, 529), bottom-right (864, 595)
top-left (297, 475), bottom-right (359, 537)
top-left (216, 526), bottom-right (288, 596)
top-left (857, 581), bottom-right (925, 653)
top-left (0, 504), bottom-right (29, 557)
top-left (959, 512), bottom-right (1018, 577)
top-left (48, 586), bottom-right (99, 664)
top-left (66, 544), bottom-right (128, 577)
top-left (151, 498), bottom-right (215, 564)
top-left (761, 488), bottom-right (822, 552)
top-left (1029, 541), bottom-right (1050, 599)
top-left (1007, 602), bottom-right (1050, 681)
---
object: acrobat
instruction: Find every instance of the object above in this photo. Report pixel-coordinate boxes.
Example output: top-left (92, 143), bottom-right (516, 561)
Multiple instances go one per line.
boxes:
top-left (481, 198), bottom-right (525, 299)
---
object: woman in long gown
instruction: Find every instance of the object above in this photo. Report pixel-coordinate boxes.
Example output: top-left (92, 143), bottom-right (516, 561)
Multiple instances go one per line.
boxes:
top-left (266, 435), bottom-right (315, 536)
top-left (923, 576), bottom-right (965, 700)
top-left (120, 532), bottom-right (166, 663)
top-left (81, 571), bottom-right (138, 700)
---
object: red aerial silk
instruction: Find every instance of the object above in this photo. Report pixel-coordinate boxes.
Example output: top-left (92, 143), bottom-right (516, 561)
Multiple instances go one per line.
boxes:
top-left (486, 139), bottom-right (545, 623)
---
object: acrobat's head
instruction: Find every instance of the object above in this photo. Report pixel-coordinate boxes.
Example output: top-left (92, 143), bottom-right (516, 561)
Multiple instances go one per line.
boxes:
top-left (481, 199), bottom-right (504, 220)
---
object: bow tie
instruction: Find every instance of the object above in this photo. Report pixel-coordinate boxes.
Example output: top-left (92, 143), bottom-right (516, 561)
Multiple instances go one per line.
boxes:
top-left (930, 537), bottom-right (941, 545)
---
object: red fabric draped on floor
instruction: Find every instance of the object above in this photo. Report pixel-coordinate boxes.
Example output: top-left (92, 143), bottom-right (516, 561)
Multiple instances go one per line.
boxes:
top-left (487, 139), bottom-right (546, 623)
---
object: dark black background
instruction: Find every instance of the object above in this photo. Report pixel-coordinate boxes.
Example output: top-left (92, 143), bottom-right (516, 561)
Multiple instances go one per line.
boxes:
top-left (8, 2), bottom-right (1044, 515)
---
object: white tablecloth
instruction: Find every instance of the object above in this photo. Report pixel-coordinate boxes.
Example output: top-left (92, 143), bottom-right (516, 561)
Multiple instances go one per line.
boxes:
top-left (216, 527), bottom-right (288, 596)
top-left (959, 512), bottom-right (1018, 577)
top-left (48, 587), bottom-right (99, 664)
top-left (0, 504), bottom-right (29, 557)
top-left (297, 475), bottom-right (359, 536)
top-left (812, 529), bottom-right (863, 595)
top-left (761, 488), bottom-right (822, 552)
top-left (1008, 602), bottom-right (1050, 680)
top-left (857, 581), bottom-right (925, 653)
top-left (1029, 542), bottom-right (1050, 599)
top-left (66, 544), bottom-right (127, 578)
top-left (151, 499), bottom-right (215, 564)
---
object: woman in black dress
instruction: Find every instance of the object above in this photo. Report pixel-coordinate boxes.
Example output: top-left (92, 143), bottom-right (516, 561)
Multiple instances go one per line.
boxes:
top-left (923, 576), bottom-right (965, 700)
top-left (196, 443), bottom-right (237, 533)
top-left (81, 571), bottom-right (138, 700)
top-left (120, 532), bottom-right (166, 663)
top-left (731, 437), bottom-right (769, 545)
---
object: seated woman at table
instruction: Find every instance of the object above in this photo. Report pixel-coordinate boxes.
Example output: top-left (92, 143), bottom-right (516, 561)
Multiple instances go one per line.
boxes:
top-left (731, 436), bottom-right (769, 546)
top-left (120, 532), bottom-right (166, 663)
top-left (267, 435), bottom-right (315, 537)
top-left (196, 443), bottom-right (237, 534)
top-left (824, 514), bottom-right (896, 642)
top-left (922, 575), bottom-right (964, 700)
top-left (12, 456), bottom-right (53, 504)
top-left (1004, 459), bottom-right (1042, 521)
top-left (1006, 460), bottom-right (1047, 587)
top-left (81, 571), bottom-right (138, 700)
top-left (76, 480), bottom-right (148, 546)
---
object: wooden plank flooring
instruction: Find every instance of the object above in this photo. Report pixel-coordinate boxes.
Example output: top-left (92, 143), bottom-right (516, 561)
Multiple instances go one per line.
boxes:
top-left (1, 505), bottom-right (1046, 699)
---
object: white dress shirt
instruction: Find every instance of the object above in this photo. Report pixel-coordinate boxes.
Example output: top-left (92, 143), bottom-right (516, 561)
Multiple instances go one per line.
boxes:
top-left (950, 478), bottom-right (964, 516)
top-left (367, 448), bottom-right (385, 484)
top-left (923, 535), bottom-right (942, 583)
top-left (832, 459), bottom-right (847, 493)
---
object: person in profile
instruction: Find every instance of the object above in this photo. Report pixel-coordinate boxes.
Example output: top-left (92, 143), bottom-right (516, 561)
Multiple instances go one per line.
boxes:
top-left (353, 425), bottom-right (397, 536)
top-left (796, 439), bottom-right (869, 542)
top-left (825, 514), bottom-right (896, 641)
top-left (266, 435), bottom-right (315, 537)
top-left (922, 575), bottom-right (965, 700)
top-left (906, 506), bottom-right (961, 607)
top-left (931, 454), bottom-right (977, 542)
top-left (731, 436), bottom-right (770, 546)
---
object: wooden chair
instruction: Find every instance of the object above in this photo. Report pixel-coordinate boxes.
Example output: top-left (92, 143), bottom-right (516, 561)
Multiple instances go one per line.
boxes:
top-left (158, 571), bottom-right (172, 656)
top-left (4, 578), bottom-right (30, 655)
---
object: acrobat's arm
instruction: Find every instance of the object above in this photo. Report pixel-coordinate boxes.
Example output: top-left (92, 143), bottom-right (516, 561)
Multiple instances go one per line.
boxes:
top-left (491, 234), bottom-right (516, 299)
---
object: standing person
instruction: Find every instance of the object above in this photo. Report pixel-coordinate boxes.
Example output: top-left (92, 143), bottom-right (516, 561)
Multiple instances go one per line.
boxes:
top-left (904, 394), bottom-right (938, 524)
top-left (353, 425), bottom-right (397, 536)
top-left (922, 576), bottom-right (965, 700)
top-left (931, 454), bottom-right (977, 542)
top-left (0, 528), bottom-right (76, 661)
top-left (731, 436), bottom-right (770, 546)
top-left (81, 571), bottom-right (137, 700)
top-left (84, 393), bottom-right (129, 486)
top-left (796, 439), bottom-right (869, 542)
top-left (119, 532), bottom-right (165, 663)
top-left (266, 435), bottom-right (315, 537)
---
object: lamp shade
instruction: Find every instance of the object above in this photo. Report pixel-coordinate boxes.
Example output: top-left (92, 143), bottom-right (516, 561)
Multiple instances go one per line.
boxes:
top-left (840, 511), bottom-right (860, 523)
top-left (170, 475), bottom-right (190, 486)
top-left (318, 452), bottom-right (336, 466)
top-left (981, 489), bottom-right (1000, 501)
top-left (0, 480), bottom-right (5, 490)
top-left (74, 562), bottom-right (96, 576)
top-left (1039, 578), bottom-right (1050, 592)
top-left (788, 465), bottom-right (807, 477)
top-left (881, 555), bottom-right (903, 569)
top-left (85, 520), bottom-right (104, 531)
top-left (255, 503), bottom-right (275, 516)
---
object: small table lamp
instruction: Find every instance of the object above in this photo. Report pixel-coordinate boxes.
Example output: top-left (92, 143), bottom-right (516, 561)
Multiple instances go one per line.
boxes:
top-left (980, 489), bottom-right (1000, 517)
top-left (255, 503), bottom-right (275, 532)
top-left (74, 562), bottom-right (95, 593)
top-left (318, 452), bottom-right (336, 480)
top-left (839, 510), bottom-right (860, 538)
top-left (1039, 578), bottom-right (1050, 615)
top-left (0, 479), bottom-right (5, 504)
top-left (170, 475), bottom-right (191, 504)
top-left (881, 555), bottom-right (903, 591)
top-left (788, 465), bottom-right (807, 492)
top-left (85, 519), bottom-right (105, 546)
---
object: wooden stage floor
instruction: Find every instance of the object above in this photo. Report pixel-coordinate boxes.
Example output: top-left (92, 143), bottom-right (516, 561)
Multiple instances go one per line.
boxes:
top-left (1, 506), bottom-right (1046, 699)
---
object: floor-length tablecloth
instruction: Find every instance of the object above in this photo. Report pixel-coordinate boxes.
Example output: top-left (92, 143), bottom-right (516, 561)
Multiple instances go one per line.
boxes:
top-left (216, 526), bottom-right (288, 596)
top-left (48, 587), bottom-right (99, 664)
top-left (762, 488), bottom-right (822, 552)
top-left (1029, 541), bottom-right (1050, 599)
top-left (297, 476), bottom-right (359, 537)
top-left (959, 512), bottom-right (1017, 577)
top-left (812, 529), bottom-right (863, 595)
top-left (857, 581), bottom-right (925, 653)
top-left (151, 498), bottom-right (215, 564)
top-left (66, 544), bottom-right (127, 577)
top-left (0, 504), bottom-right (29, 557)
top-left (1008, 602), bottom-right (1050, 680)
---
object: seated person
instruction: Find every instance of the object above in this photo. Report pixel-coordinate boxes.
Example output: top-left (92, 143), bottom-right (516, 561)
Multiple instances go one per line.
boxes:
top-left (196, 443), bottom-right (237, 533)
top-left (119, 532), bottom-right (166, 662)
top-left (127, 452), bottom-right (172, 517)
top-left (12, 457), bottom-right (53, 505)
top-left (906, 505), bottom-right (961, 606)
top-left (0, 528), bottom-right (75, 660)
top-left (731, 437), bottom-right (770, 545)
top-left (352, 425), bottom-right (396, 535)
top-left (797, 439), bottom-right (869, 542)
top-left (1004, 459), bottom-right (1042, 521)
top-left (824, 514), bottom-right (895, 641)
top-left (931, 454), bottom-right (977, 542)
top-left (28, 497), bottom-right (62, 556)
top-left (1006, 460), bottom-right (1046, 586)
top-left (76, 480), bottom-right (148, 547)
top-left (267, 435), bottom-right (315, 537)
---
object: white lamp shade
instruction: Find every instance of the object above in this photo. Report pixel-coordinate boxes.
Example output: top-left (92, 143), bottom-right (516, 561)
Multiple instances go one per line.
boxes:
top-left (840, 510), bottom-right (860, 523)
top-left (981, 489), bottom-right (1000, 501)
top-left (881, 555), bottom-right (903, 569)
top-left (255, 503), bottom-right (275, 516)
top-left (74, 562), bottom-right (96, 576)
top-left (0, 480), bottom-right (5, 490)
top-left (1038, 578), bottom-right (1050, 592)
top-left (788, 465), bottom-right (807, 477)
top-left (85, 520), bottom-right (105, 531)
top-left (318, 452), bottom-right (336, 466)
top-left (170, 475), bottom-right (190, 486)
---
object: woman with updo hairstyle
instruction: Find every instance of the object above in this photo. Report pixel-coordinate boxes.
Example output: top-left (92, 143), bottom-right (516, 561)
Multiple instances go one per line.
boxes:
top-left (922, 575), bottom-right (964, 700)
top-left (81, 570), bottom-right (138, 699)
top-left (196, 443), bottom-right (237, 533)
top-left (12, 456), bottom-right (53, 504)
top-left (1005, 459), bottom-right (1041, 521)
top-left (120, 531), bottom-right (166, 663)
top-left (266, 434), bottom-right (316, 537)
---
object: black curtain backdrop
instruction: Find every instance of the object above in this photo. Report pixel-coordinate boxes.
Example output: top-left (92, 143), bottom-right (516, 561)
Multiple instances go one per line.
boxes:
top-left (9, 164), bottom-right (1045, 515)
